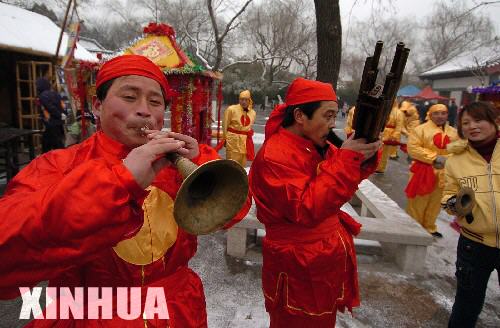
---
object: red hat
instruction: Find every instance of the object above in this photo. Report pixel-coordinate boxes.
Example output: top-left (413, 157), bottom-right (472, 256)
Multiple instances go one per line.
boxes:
top-left (265, 78), bottom-right (337, 138)
top-left (96, 54), bottom-right (172, 101)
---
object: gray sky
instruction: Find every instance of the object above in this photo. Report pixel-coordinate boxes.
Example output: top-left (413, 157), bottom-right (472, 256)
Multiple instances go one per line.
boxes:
top-left (339, 0), bottom-right (500, 33)
top-left (40, 0), bottom-right (500, 36)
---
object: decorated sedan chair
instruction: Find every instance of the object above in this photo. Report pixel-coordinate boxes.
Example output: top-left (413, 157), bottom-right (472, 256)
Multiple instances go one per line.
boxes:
top-left (123, 23), bottom-right (223, 145)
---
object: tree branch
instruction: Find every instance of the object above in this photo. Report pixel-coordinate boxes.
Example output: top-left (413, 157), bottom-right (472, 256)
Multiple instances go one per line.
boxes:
top-left (221, 56), bottom-right (282, 71)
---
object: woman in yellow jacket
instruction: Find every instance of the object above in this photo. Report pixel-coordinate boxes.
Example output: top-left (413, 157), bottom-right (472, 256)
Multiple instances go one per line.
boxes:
top-left (405, 104), bottom-right (459, 237)
top-left (441, 101), bottom-right (500, 328)
top-left (375, 102), bottom-right (404, 173)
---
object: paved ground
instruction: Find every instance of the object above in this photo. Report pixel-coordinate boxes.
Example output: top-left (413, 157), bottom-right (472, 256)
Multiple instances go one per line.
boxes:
top-left (0, 107), bottom-right (499, 327)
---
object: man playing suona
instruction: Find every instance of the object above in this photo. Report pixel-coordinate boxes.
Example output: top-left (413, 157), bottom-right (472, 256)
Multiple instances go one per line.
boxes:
top-left (0, 54), bottom-right (249, 327)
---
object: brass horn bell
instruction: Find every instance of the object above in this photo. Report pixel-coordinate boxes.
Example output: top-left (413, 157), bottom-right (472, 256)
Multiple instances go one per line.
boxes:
top-left (166, 153), bottom-right (248, 235)
top-left (445, 186), bottom-right (476, 218)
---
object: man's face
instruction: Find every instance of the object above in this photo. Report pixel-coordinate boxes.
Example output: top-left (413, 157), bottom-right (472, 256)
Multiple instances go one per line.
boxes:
top-left (93, 75), bottom-right (165, 148)
top-left (239, 97), bottom-right (250, 109)
top-left (430, 110), bottom-right (448, 126)
top-left (300, 100), bottom-right (338, 147)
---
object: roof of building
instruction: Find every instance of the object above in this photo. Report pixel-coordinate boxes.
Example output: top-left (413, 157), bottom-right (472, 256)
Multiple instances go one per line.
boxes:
top-left (0, 2), bottom-right (97, 62)
top-left (78, 36), bottom-right (113, 54)
top-left (419, 41), bottom-right (500, 78)
top-left (397, 85), bottom-right (421, 97)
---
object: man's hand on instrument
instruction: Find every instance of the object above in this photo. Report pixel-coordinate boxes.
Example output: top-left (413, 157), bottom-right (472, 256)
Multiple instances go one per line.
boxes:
top-left (166, 131), bottom-right (200, 159)
top-left (341, 133), bottom-right (382, 161)
top-left (123, 131), bottom-right (189, 188)
top-left (145, 129), bottom-right (198, 158)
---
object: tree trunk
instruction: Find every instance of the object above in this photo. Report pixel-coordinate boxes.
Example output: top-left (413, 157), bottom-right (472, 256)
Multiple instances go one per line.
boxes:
top-left (213, 41), bottom-right (223, 72)
top-left (314, 0), bottom-right (342, 89)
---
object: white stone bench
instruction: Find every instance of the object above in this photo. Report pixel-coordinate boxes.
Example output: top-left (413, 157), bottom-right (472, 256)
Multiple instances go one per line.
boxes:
top-left (226, 179), bottom-right (433, 274)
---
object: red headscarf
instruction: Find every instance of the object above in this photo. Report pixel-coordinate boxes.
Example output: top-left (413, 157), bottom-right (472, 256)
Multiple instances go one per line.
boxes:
top-left (95, 54), bottom-right (172, 101)
top-left (265, 78), bottom-right (337, 139)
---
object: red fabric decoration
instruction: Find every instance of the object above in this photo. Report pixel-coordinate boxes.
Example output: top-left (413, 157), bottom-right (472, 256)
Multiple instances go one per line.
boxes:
top-left (433, 133), bottom-right (451, 149)
top-left (96, 55), bottom-right (172, 101)
top-left (265, 78), bottom-right (337, 139)
top-left (227, 127), bottom-right (255, 160)
top-left (265, 103), bottom-right (287, 140)
top-left (240, 115), bottom-right (251, 127)
top-left (405, 161), bottom-right (436, 198)
top-left (383, 140), bottom-right (402, 146)
top-left (143, 22), bottom-right (176, 38)
top-left (400, 144), bottom-right (408, 153)
top-left (216, 81), bottom-right (223, 143)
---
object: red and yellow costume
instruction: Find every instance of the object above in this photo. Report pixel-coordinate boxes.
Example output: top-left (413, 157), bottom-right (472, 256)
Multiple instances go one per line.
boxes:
top-left (398, 100), bottom-right (420, 154)
top-left (0, 55), bottom-right (249, 327)
top-left (222, 90), bottom-right (256, 167)
top-left (399, 101), bottom-right (420, 137)
top-left (344, 106), bottom-right (355, 138)
top-left (249, 78), bottom-right (378, 327)
top-left (405, 104), bottom-right (458, 233)
top-left (376, 103), bottom-right (404, 172)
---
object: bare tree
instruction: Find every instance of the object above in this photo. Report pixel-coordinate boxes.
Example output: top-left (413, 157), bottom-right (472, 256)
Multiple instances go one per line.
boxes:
top-left (207, 0), bottom-right (253, 71)
top-left (422, 0), bottom-right (494, 67)
top-left (81, 0), bottom-right (143, 50)
top-left (347, 12), bottom-right (417, 79)
top-left (145, 0), bottom-right (215, 66)
top-left (244, 0), bottom-right (312, 85)
top-left (314, 0), bottom-right (341, 88)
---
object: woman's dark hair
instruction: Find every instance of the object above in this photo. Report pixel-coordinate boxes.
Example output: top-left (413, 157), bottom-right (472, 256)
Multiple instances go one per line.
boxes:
top-left (281, 101), bottom-right (322, 128)
top-left (457, 101), bottom-right (499, 138)
top-left (95, 79), bottom-right (116, 101)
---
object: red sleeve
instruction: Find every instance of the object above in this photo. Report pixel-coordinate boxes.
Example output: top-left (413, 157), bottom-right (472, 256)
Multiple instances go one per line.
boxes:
top-left (360, 148), bottom-right (382, 179)
top-left (250, 147), bottom-right (365, 227)
top-left (0, 154), bottom-right (148, 299)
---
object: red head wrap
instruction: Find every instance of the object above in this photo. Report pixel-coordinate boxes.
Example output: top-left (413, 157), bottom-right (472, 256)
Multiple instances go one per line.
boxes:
top-left (95, 54), bottom-right (172, 101)
top-left (265, 78), bottom-right (337, 139)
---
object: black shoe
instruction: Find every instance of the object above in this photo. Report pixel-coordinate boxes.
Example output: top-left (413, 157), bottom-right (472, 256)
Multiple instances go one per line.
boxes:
top-left (389, 156), bottom-right (399, 161)
top-left (431, 231), bottom-right (443, 238)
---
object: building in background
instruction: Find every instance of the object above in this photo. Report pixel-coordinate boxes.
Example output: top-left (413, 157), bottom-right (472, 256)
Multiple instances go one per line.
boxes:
top-left (419, 42), bottom-right (500, 107)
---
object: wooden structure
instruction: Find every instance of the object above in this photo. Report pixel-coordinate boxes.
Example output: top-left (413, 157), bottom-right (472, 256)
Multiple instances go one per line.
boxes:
top-left (0, 2), bottom-right (97, 153)
top-left (123, 23), bottom-right (222, 144)
top-left (15, 61), bottom-right (53, 151)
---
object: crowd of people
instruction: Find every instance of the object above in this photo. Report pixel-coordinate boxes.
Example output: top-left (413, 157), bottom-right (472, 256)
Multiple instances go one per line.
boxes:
top-left (0, 53), bottom-right (498, 328)
top-left (344, 99), bottom-right (499, 327)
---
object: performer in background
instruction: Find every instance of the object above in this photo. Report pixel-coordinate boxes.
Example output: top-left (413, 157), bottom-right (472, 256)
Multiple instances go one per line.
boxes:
top-left (0, 54), bottom-right (249, 327)
top-left (399, 100), bottom-right (421, 160)
top-left (344, 105), bottom-right (356, 138)
top-left (375, 102), bottom-right (404, 173)
top-left (249, 77), bottom-right (381, 327)
top-left (221, 90), bottom-right (256, 167)
top-left (442, 101), bottom-right (500, 328)
top-left (405, 104), bottom-right (458, 237)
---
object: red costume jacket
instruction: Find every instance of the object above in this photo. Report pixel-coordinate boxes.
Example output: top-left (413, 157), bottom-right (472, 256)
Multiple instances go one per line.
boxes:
top-left (0, 131), bottom-right (248, 327)
top-left (249, 127), bottom-right (377, 316)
